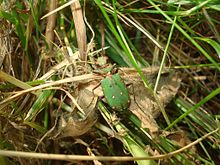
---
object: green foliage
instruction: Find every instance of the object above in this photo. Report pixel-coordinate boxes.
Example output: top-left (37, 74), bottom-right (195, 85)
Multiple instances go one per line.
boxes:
top-left (0, 0), bottom-right (220, 163)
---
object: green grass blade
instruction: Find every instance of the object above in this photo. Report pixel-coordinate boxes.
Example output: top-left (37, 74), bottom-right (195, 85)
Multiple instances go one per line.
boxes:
top-left (98, 101), bottom-right (156, 165)
top-left (166, 86), bottom-right (220, 130)
top-left (24, 121), bottom-right (47, 134)
top-left (24, 89), bottom-right (54, 121)
top-left (147, 0), bottom-right (220, 72)
top-left (194, 37), bottom-right (220, 58)
top-left (123, 135), bottom-right (156, 165)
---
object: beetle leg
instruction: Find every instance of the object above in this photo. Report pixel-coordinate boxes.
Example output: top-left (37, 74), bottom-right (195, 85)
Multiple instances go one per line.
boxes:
top-left (126, 82), bottom-right (143, 111)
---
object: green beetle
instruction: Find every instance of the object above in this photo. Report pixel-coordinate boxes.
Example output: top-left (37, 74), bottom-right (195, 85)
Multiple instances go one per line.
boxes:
top-left (101, 74), bottom-right (130, 111)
